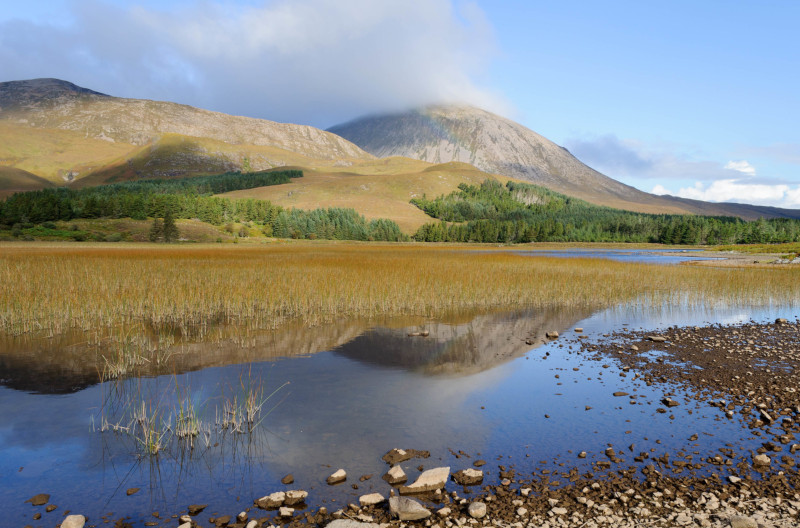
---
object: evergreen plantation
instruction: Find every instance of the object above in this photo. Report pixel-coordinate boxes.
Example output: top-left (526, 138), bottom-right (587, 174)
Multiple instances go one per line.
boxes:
top-left (0, 170), bottom-right (408, 242)
top-left (411, 180), bottom-right (800, 244)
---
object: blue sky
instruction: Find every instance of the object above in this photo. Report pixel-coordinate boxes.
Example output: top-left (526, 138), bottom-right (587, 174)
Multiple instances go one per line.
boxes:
top-left (2, 1), bottom-right (799, 207)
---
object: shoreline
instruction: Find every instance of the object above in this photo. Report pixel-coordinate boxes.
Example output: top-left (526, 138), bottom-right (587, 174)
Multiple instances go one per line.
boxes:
top-left (29, 317), bottom-right (800, 528)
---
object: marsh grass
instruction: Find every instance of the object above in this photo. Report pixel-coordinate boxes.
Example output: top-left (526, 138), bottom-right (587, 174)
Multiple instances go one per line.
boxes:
top-left (2, 243), bottom-right (799, 345)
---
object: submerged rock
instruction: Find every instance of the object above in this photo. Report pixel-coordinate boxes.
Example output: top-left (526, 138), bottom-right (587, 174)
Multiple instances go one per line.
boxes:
top-left (281, 474), bottom-right (294, 485)
top-left (188, 504), bottom-right (207, 515)
top-left (26, 494), bottom-right (49, 506)
top-left (389, 496), bottom-right (431, 520)
top-left (399, 466), bottom-right (450, 494)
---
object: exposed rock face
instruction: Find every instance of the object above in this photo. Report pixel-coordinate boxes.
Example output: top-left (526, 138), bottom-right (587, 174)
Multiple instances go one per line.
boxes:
top-left (329, 105), bottom-right (800, 220)
top-left (0, 78), bottom-right (372, 162)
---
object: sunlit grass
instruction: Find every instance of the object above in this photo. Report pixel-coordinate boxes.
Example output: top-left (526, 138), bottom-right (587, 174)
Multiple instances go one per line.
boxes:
top-left (1, 242), bottom-right (799, 342)
top-left (714, 242), bottom-right (800, 258)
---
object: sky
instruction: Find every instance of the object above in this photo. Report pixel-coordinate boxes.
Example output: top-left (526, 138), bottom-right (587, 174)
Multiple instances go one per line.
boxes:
top-left (1, 0), bottom-right (799, 208)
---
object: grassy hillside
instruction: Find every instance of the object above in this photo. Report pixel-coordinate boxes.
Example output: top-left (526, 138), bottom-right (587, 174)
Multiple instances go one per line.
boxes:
top-left (0, 166), bottom-right (55, 198)
top-left (0, 121), bottom-right (137, 182)
top-left (221, 159), bottom-right (512, 233)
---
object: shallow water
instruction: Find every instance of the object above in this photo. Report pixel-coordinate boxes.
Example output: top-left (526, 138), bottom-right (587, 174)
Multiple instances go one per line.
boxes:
top-left (512, 247), bottom-right (723, 264)
top-left (0, 251), bottom-right (796, 527)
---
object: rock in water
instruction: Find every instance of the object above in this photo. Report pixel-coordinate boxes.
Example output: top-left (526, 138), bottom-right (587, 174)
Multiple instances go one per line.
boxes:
top-left (188, 504), bottom-right (207, 515)
top-left (26, 494), bottom-right (49, 506)
top-left (256, 491), bottom-right (285, 509)
top-left (62, 515), bottom-right (86, 528)
top-left (468, 502), bottom-right (487, 519)
top-left (384, 465), bottom-right (407, 484)
top-left (281, 474), bottom-right (294, 485)
top-left (753, 454), bottom-right (771, 466)
top-left (399, 466), bottom-right (450, 494)
top-left (284, 490), bottom-right (308, 506)
top-left (327, 469), bottom-right (347, 484)
top-left (389, 496), bottom-right (431, 520)
top-left (646, 335), bottom-right (667, 342)
top-left (453, 468), bottom-right (483, 485)
top-left (545, 331), bottom-right (559, 339)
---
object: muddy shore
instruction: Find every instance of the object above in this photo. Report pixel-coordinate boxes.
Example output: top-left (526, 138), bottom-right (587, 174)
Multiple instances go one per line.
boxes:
top-left (30, 318), bottom-right (800, 528)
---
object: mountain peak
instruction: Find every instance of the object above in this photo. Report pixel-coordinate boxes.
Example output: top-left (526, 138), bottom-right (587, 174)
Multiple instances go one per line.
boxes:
top-left (0, 78), bottom-right (108, 110)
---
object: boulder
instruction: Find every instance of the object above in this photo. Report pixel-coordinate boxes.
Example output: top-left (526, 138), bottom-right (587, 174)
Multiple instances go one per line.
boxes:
top-left (468, 502), bottom-right (487, 519)
top-left (61, 515), bottom-right (86, 528)
top-left (399, 466), bottom-right (450, 494)
top-left (358, 493), bottom-right (385, 507)
top-left (327, 469), bottom-right (347, 485)
top-left (389, 496), bottom-right (431, 521)
top-left (384, 465), bottom-right (407, 484)
top-left (452, 468), bottom-right (483, 486)
top-left (284, 490), bottom-right (308, 506)
top-left (256, 491), bottom-right (285, 509)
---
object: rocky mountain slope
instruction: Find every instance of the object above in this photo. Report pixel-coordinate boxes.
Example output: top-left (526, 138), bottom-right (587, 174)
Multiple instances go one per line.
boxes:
top-left (329, 105), bottom-right (800, 220)
top-left (0, 78), bottom-right (373, 183)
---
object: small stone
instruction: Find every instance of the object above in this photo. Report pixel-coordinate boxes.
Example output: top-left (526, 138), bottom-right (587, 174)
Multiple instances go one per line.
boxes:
top-left (646, 335), bottom-right (667, 342)
top-left (389, 496), bottom-right (432, 521)
top-left (516, 507), bottom-right (528, 517)
top-left (437, 507), bottom-right (452, 517)
top-left (178, 523), bottom-right (191, 528)
top-left (61, 515), bottom-right (86, 528)
top-left (545, 331), bottom-right (559, 339)
top-left (214, 515), bottom-right (231, 527)
top-left (384, 465), bottom-right (407, 484)
top-left (452, 468), bottom-right (483, 486)
top-left (574, 328), bottom-right (583, 333)
top-left (359, 493), bottom-right (385, 507)
top-left (279, 507), bottom-right (294, 518)
top-left (45, 504), bottom-right (57, 512)
top-left (26, 494), bottom-right (49, 506)
top-left (284, 490), bottom-right (308, 506)
top-left (729, 516), bottom-right (758, 528)
top-left (327, 469), bottom-right (347, 485)
top-left (245, 521), bottom-right (258, 528)
top-left (33, 513), bottom-right (41, 520)
top-left (126, 488), bottom-right (140, 496)
top-left (188, 504), bottom-right (207, 515)
top-left (383, 448), bottom-right (412, 465)
top-left (753, 454), bottom-right (771, 466)
top-left (473, 460), bottom-right (486, 467)
top-left (237, 512), bottom-right (248, 523)
top-left (180, 515), bottom-right (191, 523)
top-left (551, 507), bottom-right (568, 515)
top-left (281, 474), bottom-right (294, 485)
top-left (468, 502), bottom-right (487, 519)
top-left (613, 392), bottom-right (629, 397)
top-left (728, 475), bottom-right (742, 484)
top-left (662, 397), bottom-right (680, 408)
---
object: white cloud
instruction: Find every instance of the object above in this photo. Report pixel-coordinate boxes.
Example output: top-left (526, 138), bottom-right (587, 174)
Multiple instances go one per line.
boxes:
top-left (652, 179), bottom-right (800, 208)
top-left (0, 0), bottom-right (506, 127)
top-left (724, 160), bottom-right (756, 177)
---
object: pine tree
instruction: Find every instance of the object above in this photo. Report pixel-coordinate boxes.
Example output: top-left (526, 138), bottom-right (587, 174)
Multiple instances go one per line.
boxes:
top-left (149, 217), bottom-right (163, 242)
top-left (162, 209), bottom-right (179, 242)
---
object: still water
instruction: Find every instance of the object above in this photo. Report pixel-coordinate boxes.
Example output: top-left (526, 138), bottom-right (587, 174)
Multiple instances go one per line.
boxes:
top-left (0, 254), bottom-right (794, 527)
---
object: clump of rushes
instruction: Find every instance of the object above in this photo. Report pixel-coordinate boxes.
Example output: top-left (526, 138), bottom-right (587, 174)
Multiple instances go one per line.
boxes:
top-left (1, 242), bottom-right (799, 341)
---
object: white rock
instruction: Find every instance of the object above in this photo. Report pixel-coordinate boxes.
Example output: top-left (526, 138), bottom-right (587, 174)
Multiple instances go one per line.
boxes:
top-left (551, 507), bottom-right (568, 515)
top-left (279, 506), bottom-right (294, 517)
top-left (246, 521), bottom-right (258, 528)
top-left (389, 496), bottom-right (431, 521)
top-left (257, 491), bottom-right (286, 509)
top-left (728, 475), bottom-right (742, 484)
top-left (62, 516), bottom-right (86, 528)
top-left (385, 465), bottom-right (407, 484)
top-left (327, 520), bottom-right (384, 528)
top-left (178, 523), bottom-right (191, 528)
top-left (753, 454), bottom-right (771, 466)
top-left (237, 511), bottom-right (248, 522)
top-left (437, 507), bottom-right (452, 517)
top-left (179, 515), bottom-right (192, 523)
top-left (359, 493), bottom-right (385, 507)
top-left (400, 467), bottom-right (450, 494)
top-left (284, 490), bottom-right (308, 505)
top-left (468, 502), bottom-right (487, 519)
top-left (452, 468), bottom-right (483, 486)
top-left (517, 507), bottom-right (528, 517)
top-left (328, 469), bottom-right (347, 484)
top-left (730, 516), bottom-right (758, 528)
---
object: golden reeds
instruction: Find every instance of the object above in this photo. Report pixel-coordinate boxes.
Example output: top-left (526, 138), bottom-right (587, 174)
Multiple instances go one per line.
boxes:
top-left (1, 242), bottom-right (798, 340)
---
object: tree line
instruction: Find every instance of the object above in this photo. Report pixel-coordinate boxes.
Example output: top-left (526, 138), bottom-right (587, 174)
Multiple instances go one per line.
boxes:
top-left (0, 170), bottom-right (407, 242)
top-left (411, 180), bottom-right (800, 244)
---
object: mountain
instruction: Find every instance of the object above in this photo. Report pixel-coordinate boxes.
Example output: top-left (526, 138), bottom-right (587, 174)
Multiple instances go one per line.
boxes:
top-left (0, 78), bottom-right (373, 184)
top-left (329, 105), bottom-right (800, 220)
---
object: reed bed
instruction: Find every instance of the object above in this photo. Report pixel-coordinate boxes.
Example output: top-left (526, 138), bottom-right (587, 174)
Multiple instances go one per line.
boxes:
top-left (2, 242), bottom-right (799, 340)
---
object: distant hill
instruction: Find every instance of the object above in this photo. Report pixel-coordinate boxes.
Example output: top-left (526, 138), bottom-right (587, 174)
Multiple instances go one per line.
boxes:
top-left (0, 166), bottom-right (55, 198)
top-left (329, 105), bottom-right (800, 220)
top-left (0, 78), bottom-right (373, 184)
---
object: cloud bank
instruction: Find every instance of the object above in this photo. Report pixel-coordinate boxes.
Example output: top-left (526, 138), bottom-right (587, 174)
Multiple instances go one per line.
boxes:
top-left (567, 134), bottom-right (800, 208)
top-left (0, 0), bottom-right (504, 127)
